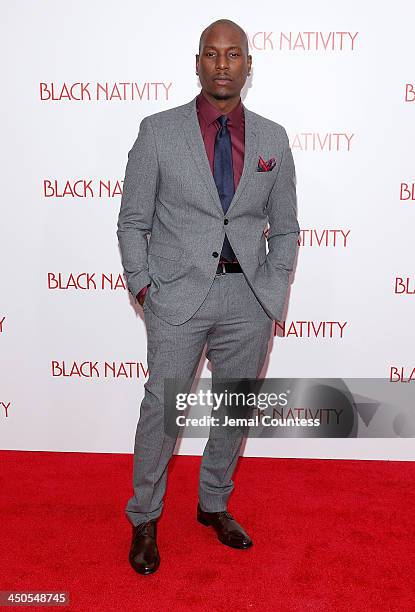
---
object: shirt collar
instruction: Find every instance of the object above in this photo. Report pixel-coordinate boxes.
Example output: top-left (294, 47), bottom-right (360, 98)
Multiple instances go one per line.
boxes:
top-left (196, 90), bottom-right (244, 128)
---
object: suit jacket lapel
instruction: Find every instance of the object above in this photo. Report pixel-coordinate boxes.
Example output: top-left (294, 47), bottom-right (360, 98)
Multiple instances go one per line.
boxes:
top-left (227, 104), bottom-right (258, 215)
top-left (182, 95), bottom-right (258, 216)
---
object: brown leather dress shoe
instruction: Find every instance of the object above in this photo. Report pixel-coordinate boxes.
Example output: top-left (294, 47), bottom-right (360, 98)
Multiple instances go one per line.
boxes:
top-left (197, 503), bottom-right (253, 549)
top-left (128, 519), bottom-right (160, 575)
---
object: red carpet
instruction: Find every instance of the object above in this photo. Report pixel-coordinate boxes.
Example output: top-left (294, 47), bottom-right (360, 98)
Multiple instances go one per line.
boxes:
top-left (1, 451), bottom-right (414, 611)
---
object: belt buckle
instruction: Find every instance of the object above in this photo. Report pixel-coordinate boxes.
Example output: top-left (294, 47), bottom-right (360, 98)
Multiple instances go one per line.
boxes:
top-left (217, 261), bottom-right (226, 275)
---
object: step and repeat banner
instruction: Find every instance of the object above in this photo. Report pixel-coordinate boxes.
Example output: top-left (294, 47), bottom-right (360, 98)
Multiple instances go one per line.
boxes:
top-left (1, 1), bottom-right (414, 459)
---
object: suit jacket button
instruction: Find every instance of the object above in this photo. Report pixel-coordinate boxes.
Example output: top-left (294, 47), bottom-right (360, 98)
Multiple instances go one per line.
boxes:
top-left (212, 252), bottom-right (219, 258)
top-left (224, 219), bottom-right (228, 225)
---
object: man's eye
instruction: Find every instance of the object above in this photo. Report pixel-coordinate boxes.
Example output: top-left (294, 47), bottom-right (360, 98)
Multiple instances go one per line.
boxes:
top-left (204, 51), bottom-right (239, 57)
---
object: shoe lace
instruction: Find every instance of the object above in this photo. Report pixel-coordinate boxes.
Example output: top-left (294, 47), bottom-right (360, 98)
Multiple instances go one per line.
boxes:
top-left (216, 511), bottom-right (234, 521)
top-left (136, 520), bottom-right (155, 537)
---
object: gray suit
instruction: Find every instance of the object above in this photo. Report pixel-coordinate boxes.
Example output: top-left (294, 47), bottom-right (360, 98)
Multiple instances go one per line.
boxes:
top-left (117, 94), bottom-right (300, 325)
top-left (117, 94), bottom-right (300, 526)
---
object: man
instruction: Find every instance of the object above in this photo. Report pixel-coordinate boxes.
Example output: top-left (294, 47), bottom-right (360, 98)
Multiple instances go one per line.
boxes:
top-left (117, 18), bottom-right (300, 575)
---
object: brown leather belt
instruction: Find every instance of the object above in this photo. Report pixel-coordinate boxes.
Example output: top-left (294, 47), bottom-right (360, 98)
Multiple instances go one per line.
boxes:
top-left (216, 261), bottom-right (242, 274)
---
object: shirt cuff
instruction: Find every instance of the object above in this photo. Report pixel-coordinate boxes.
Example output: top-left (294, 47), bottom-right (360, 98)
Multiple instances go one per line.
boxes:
top-left (137, 283), bottom-right (150, 300)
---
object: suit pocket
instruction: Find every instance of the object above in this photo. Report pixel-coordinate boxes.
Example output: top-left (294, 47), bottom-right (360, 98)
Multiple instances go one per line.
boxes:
top-left (256, 167), bottom-right (276, 173)
top-left (148, 240), bottom-right (183, 261)
top-left (258, 250), bottom-right (267, 265)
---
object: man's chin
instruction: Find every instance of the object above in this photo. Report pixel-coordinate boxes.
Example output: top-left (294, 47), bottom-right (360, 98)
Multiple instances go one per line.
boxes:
top-left (209, 90), bottom-right (234, 101)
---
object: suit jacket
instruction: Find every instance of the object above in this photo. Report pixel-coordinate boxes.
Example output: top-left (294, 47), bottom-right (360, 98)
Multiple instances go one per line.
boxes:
top-left (116, 94), bottom-right (300, 325)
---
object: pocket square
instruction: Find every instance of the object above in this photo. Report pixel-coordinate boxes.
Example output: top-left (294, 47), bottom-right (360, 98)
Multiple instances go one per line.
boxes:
top-left (257, 156), bottom-right (277, 172)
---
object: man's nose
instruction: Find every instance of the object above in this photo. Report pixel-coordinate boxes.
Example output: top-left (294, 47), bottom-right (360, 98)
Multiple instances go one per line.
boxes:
top-left (215, 55), bottom-right (230, 70)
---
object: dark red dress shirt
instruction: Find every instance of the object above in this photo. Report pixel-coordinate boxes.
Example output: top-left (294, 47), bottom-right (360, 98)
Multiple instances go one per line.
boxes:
top-left (196, 90), bottom-right (245, 195)
top-left (138, 91), bottom-right (245, 300)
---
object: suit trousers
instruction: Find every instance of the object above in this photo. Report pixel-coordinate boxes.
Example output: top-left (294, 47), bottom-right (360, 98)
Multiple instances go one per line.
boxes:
top-left (125, 270), bottom-right (273, 527)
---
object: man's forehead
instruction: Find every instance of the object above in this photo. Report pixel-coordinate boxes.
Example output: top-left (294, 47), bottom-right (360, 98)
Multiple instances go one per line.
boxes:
top-left (202, 41), bottom-right (244, 49)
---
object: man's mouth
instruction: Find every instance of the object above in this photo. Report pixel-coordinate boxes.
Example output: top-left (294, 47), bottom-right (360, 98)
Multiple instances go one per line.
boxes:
top-left (213, 76), bottom-right (232, 85)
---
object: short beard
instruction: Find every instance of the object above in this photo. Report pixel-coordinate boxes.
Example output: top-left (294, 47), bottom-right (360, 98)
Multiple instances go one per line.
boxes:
top-left (210, 90), bottom-right (233, 100)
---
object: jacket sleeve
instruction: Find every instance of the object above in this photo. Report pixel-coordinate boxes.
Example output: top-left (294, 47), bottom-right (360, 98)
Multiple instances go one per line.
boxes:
top-left (265, 128), bottom-right (300, 276)
top-left (116, 116), bottom-right (159, 298)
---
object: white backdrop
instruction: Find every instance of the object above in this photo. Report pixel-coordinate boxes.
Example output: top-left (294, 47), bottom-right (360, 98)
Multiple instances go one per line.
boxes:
top-left (1, 0), bottom-right (414, 459)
